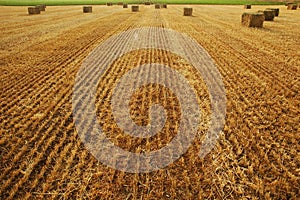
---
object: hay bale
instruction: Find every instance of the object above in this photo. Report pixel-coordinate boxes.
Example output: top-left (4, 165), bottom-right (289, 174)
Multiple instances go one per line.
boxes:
top-left (28, 6), bottom-right (40, 14)
top-left (35, 5), bottom-right (41, 11)
top-left (244, 5), bottom-right (251, 9)
top-left (83, 6), bottom-right (92, 13)
top-left (145, 2), bottom-right (151, 5)
top-left (287, 4), bottom-right (297, 10)
top-left (241, 13), bottom-right (264, 28)
top-left (106, 2), bottom-right (113, 6)
top-left (123, 3), bottom-right (128, 8)
top-left (155, 4), bottom-right (160, 9)
top-left (258, 10), bottom-right (275, 21)
top-left (266, 8), bottom-right (279, 17)
top-left (162, 4), bottom-right (167, 8)
top-left (131, 5), bottom-right (139, 12)
top-left (38, 4), bottom-right (46, 11)
top-left (117, 2), bottom-right (123, 5)
top-left (183, 8), bottom-right (193, 16)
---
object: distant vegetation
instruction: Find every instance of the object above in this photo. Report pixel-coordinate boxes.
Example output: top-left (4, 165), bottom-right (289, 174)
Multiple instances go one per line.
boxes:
top-left (0, 0), bottom-right (285, 6)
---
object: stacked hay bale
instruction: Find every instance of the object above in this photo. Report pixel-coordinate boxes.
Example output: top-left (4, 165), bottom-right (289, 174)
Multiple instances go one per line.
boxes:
top-left (83, 6), bottom-right (92, 13)
top-left (28, 6), bottom-right (40, 14)
top-left (241, 13), bottom-right (264, 28)
top-left (287, 4), bottom-right (297, 10)
top-left (38, 4), bottom-right (46, 11)
top-left (183, 8), bottom-right (193, 16)
top-left (258, 10), bottom-right (275, 21)
top-left (107, 2), bottom-right (113, 6)
top-left (244, 5), bottom-right (251, 9)
top-left (155, 4), bottom-right (160, 9)
top-left (162, 4), bottom-right (167, 8)
top-left (131, 5), bottom-right (139, 12)
top-left (266, 8), bottom-right (279, 17)
top-left (123, 3), bottom-right (128, 8)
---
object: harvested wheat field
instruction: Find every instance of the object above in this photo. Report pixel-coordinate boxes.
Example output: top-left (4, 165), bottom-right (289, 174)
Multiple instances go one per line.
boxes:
top-left (1, 4), bottom-right (300, 200)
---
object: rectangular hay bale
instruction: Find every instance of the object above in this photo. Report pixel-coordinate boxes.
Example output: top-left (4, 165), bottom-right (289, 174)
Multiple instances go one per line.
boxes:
top-left (184, 8), bottom-right (193, 16)
top-left (131, 5), bottom-right (139, 12)
top-left (244, 5), bottom-right (251, 9)
top-left (155, 4), bottom-right (160, 9)
top-left (241, 13), bottom-right (264, 28)
top-left (83, 6), bottom-right (92, 13)
top-left (38, 4), bottom-right (46, 11)
top-left (162, 4), bottom-right (167, 8)
top-left (123, 3), bottom-right (128, 8)
top-left (28, 6), bottom-right (40, 14)
top-left (287, 4), bottom-right (297, 10)
top-left (258, 10), bottom-right (275, 21)
top-left (266, 8), bottom-right (279, 17)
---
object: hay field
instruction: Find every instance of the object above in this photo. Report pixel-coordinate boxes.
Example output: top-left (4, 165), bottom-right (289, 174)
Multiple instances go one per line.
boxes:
top-left (0, 0), bottom-right (286, 6)
top-left (1, 4), bottom-right (299, 199)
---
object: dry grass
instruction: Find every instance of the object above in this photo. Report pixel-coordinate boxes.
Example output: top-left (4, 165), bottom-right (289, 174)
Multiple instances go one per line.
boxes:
top-left (0, 5), bottom-right (299, 200)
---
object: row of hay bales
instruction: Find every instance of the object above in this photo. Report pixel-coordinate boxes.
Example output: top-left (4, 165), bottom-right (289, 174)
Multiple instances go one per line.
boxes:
top-left (83, 4), bottom-right (129, 12)
top-left (28, 4), bottom-right (46, 14)
top-left (242, 2), bottom-right (298, 28)
top-left (105, 2), bottom-right (153, 6)
top-left (26, 4), bottom-right (185, 15)
top-left (245, 3), bottom-right (298, 10)
top-left (81, 5), bottom-right (162, 13)
top-left (241, 8), bottom-right (279, 28)
top-left (87, 5), bottom-right (192, 15)
top-left (155, 4), bottom-right (167, 9)
top-left (129, 5), bottom-right (192, 16)
top-left (286, 3), bottom-right (299, 10)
